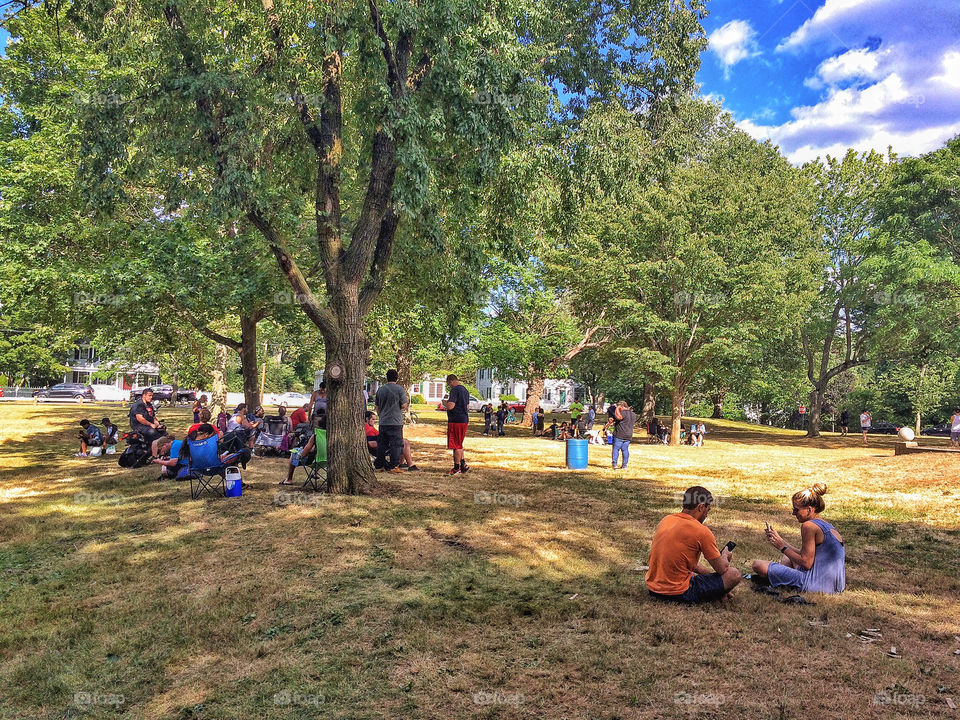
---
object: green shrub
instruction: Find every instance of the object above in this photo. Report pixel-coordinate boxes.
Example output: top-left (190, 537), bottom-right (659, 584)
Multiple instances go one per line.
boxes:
top-left (499, 394), bottom-right (519, 402)
top-left (411, 394), bottom-right (426, 404)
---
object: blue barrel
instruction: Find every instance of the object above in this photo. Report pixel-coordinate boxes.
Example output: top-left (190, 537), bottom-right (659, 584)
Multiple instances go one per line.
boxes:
top-left (566, 438), bottom-right (589, 469)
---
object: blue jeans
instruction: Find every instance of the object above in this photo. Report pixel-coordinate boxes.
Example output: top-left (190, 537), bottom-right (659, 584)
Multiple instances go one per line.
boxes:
top-left (612, 437), bottom-right (630, 467)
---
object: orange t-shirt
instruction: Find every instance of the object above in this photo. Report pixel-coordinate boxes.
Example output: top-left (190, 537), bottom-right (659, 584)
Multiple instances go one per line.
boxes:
top-left (645, 513), bottom-right (721, 595)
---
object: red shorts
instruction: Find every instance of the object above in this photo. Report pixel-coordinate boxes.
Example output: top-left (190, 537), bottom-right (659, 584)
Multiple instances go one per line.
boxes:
top-left (447, 422), bottom-right (468, 450)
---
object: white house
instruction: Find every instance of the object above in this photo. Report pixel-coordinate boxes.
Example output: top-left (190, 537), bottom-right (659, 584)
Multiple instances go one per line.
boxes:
top-left (475, 369), bottom-right (581, 408)
top-left (65, 343), bottom-right (160, 389)
top-left (315, 372), bottom-right (449, 404)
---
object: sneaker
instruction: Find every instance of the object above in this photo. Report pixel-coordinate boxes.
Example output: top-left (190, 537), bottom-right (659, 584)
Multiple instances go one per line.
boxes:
top-left (447, 466), bottom-right (462, 475)
top-left (74, 452), bottom-right (87, 458)
top-left (460, 464), bottom-right (469, 474)
top-left (406, 465), bottom-right (421, 472)
top-left (389, 467), bottom-right (405, 474)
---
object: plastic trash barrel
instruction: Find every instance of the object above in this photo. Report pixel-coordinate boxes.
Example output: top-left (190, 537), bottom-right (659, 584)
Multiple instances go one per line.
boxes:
top-left (566, 438), bottom-right (589, 470)
top-left (224, 466), bottom-right (242, 497)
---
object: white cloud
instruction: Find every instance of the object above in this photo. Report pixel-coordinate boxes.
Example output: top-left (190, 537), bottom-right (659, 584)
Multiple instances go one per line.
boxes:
top-left (708, 20), bottom-right (760, 76)
top-left (805, 47), bottom-right (882, 89)
top-left (932, 50), bottom-right (960, 88)
top-left (738, 1), bottom-right (960, 163)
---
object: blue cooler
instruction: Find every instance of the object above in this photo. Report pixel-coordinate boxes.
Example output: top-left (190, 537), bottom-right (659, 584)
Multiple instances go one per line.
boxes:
top-left (224, 467), bottom-right (242, 497)
top-left (566, 438), bottom-right (589, 470)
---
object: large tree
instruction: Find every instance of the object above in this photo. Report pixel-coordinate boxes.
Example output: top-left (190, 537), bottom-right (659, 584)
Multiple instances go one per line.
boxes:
top-left (581, 100), bottom-right (817, 444)
top-left (41, 0), bottom-right (706, 490)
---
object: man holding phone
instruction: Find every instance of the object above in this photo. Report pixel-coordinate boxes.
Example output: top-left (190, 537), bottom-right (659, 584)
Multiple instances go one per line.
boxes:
top-left (646, 486), bottom-right (742, 603)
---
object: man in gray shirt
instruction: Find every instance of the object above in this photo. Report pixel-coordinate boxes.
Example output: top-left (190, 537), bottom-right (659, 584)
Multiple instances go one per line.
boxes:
top-left (374, 369), bottom-right (409, 473)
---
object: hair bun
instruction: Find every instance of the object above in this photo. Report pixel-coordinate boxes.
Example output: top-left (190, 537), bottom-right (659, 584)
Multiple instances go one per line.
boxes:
top-left (810, 483), bottom-right (828, 497)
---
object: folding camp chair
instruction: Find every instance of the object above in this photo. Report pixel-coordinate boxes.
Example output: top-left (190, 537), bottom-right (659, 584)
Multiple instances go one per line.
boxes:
top-left (185, 435), bottom-right (246, 499)
top-left (299, 428), bottom-right (328, 492)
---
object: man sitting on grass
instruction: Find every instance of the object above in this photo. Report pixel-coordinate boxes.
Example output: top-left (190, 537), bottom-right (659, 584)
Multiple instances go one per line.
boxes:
top-left (75, 419), bottom-right (103, 458)
top-left (645, 486), bottom-right (742, 604)
top-left (101, 417), bottom-right (120, 454)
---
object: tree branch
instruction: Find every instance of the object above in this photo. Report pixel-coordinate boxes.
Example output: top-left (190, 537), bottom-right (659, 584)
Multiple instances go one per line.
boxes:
top-left (358, 205), bottom-right (400, 316)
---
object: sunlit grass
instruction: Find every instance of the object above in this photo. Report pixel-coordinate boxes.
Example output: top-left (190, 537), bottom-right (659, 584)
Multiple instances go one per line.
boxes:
top-left (1, 401), bottom-right (959, 718)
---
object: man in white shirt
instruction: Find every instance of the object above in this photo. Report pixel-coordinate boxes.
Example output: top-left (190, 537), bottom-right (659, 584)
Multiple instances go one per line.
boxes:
top-left (860, 410), bottom-right (872, 444)
top-left (951, 408), bottom-right (960, 448)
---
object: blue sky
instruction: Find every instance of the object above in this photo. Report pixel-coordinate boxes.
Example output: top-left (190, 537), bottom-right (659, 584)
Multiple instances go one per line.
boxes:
top-left (698, 0), bottom-right (960, 163)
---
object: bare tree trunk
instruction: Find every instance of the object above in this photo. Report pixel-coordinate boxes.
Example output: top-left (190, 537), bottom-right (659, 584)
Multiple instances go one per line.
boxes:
top-left (711, 386), bottom-right (726, 419)
top-left (323, 307), bottom-right (374, 494)
top-left (806, 386), bottom-right (824, 438)
top-left (523, 374), bottom-right (545, 427)
top-left (669, 378), bottom-right (686, 446)
top-left (239, 314), bottom-right (261, 409)
top-left (641, 382), bottom-right (656, 422)
top-left (596, 392), bottom-right (605, 410)
top-left (211, 344), bottom-right (228, 416)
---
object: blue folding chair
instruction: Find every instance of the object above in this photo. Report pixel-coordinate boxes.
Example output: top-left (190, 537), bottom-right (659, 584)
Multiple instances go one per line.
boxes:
top-left (185, 435), bottom-right (245, 499)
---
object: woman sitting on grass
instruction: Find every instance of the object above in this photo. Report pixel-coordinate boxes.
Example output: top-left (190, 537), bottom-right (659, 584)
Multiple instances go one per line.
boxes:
top-left (751, 483), bottom-right (845, 594)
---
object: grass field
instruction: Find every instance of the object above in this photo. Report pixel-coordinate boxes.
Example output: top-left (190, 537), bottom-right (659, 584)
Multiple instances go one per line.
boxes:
top-left (1, 401), bottom-right (959, 719)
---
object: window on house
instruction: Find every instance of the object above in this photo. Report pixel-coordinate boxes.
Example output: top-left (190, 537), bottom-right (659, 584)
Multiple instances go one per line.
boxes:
top-left (411, 383), bottom-right (420, 394)
top-left (431, 382), bottom-right (444, 398)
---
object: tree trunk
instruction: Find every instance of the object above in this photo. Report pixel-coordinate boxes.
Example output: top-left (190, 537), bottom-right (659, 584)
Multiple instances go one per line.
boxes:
top-left (239, 314), bottom-right (261, 409)
top-left (805, 386), bottom-right (823, 438)
top-left (170, 374), bottom-right (179, 407)
top-left (641, 382), bottom-right (656, 422)
top-left (914, 363), bottom-right (926, 435)
top-left (596, 392), bottom-right (605, 410)
top-left (323, 309), bottom-right (375, 494)
top-left (711, 386), bottom-right (726, 419)
top-left (669, 378), bottom-right (686, 446)
top-left (523, 374), bottom-right (545, 427)
top-left (211, 343), bottom-right (228, 416)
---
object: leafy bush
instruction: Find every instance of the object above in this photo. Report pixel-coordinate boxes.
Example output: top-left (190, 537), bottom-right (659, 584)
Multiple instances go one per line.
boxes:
top-left (499, 394), bottom-right (519, 402)
top-left (411, 394), bottom-right (426, 404)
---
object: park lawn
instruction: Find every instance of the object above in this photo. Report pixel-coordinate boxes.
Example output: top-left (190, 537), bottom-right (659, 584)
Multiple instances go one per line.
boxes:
top-left (1, 402), bottom-right (959, 719)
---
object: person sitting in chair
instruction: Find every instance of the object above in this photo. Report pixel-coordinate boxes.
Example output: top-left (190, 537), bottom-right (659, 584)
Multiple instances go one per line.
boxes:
top-left (225, 403), bottom-right (259, 449)
top-left (75, 419), bottom-right (103, 458)
top-left (282, 418), bottom-right (322, 485)
top-left (187, 408), bottom-right (222, 438)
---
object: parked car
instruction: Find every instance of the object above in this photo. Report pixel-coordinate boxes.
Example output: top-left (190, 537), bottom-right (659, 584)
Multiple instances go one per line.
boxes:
top-left (467, 396), bottom-right (485, 412)
top-left (507, 402), bottom-right (526, 413)
top-left (867, 421), bottom-right (900, 434)
top-left (33, 383), bottom-right (96, 402)
top-left (920, 423), bottom-right (950, 437)
top-left (130, 385), bottom-right (197, 403)
top-left (268, 391), bottom-right (310, 408)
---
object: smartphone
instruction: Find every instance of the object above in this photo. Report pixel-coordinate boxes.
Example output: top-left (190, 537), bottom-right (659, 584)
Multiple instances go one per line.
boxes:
top-left (724, 541), bottom-right (736, 553)
top-left (764, 522), bottom-right (772, 533)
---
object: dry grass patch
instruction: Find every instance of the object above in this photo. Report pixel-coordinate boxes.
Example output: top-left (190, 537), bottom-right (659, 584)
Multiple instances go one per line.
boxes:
top-left (1, 403), bottom-right (958, 718)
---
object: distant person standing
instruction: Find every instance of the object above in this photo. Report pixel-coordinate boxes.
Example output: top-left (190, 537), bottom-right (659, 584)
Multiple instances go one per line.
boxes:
top-left (310, 382), bottom-right (328, 419)
top-left (483, 403), bottom-right (493, 436)
top-left (951, 408), bottom-right (960, 448)
top-left (605, 400), bottom-right (636, 469)
top-left (441, 374), bottom-right (470, 475)
top-left (839, 408), bottom-right (850, 436)
top-left (859, 409), bottom-right (872, 443)
top-left (496, 402), bottom-right (507, 437)
top-left (530, 405), bottom-right (539, 436)
top-left (586, 404), bottom-right (596, 430)
top-left (374, 369), bottom-right (409, 474)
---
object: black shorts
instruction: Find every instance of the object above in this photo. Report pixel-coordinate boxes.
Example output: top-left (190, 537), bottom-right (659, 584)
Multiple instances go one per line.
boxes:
top-left (648, 573), bottom-right (727, 604)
